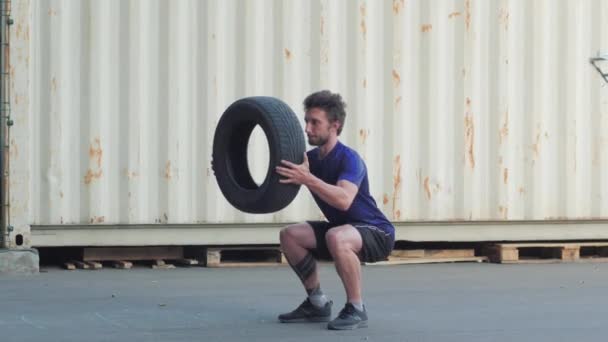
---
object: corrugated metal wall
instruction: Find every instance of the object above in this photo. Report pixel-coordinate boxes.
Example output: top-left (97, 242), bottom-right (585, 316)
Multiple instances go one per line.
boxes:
top-left (11, 0), bottom-right (608, 230)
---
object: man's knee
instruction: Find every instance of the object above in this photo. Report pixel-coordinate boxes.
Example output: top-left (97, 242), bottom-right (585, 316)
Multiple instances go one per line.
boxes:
top-left (325, 229), bottom-right (347, 253)
top-left (279, 225), bottom-right (298, 246)
top-left (279, 227), bottom-right (289, 245)
top-left (280, 223), bottom-right (313, 248)
top-left (326, 226), bottom-right (360, 255)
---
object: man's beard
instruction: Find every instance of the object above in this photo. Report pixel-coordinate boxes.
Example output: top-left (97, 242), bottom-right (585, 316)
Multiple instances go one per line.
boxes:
top-left (308, 135), bottom-right (329, 146)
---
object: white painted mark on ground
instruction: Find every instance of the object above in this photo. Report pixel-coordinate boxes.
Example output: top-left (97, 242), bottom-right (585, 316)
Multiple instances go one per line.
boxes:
top-left (95, 312), bottom-right (126, 328)
top-left (20, 315), bottom-right (45, 329)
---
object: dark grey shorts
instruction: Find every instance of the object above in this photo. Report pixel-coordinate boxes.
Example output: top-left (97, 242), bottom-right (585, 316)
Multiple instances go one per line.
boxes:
top-left (306, 221), bottom-right (394, 263)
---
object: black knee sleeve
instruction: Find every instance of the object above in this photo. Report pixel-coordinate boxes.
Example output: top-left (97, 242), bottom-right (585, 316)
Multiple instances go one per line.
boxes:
top-left (291, 253), bottom-right (316, 283)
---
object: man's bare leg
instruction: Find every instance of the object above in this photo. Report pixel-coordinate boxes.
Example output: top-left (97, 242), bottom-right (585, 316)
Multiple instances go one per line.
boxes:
top-left (278, 223), bottom-right (332, 323)
top-left (325, 225), bottom-right (363, 303)
top-left (279, 223), bottom-right (319, 290)
top-left (325, 225), bottom-right (368, 330)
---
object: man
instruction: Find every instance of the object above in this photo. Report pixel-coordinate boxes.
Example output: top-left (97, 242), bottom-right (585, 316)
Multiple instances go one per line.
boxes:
top-left (275, 90), bottom-right (395, 330)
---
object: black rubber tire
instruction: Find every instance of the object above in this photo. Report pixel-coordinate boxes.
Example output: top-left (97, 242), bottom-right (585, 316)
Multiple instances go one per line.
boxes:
top-left (212, 96), bottom-right (306, 213)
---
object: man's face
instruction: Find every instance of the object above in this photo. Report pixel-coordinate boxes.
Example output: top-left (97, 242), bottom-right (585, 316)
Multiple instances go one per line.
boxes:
top-left (304, 108), bottom-right (339, 146)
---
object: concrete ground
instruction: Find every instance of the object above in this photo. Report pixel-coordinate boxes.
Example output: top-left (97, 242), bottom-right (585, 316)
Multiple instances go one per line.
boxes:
top-left (1, 262), bottom-right (607, 342)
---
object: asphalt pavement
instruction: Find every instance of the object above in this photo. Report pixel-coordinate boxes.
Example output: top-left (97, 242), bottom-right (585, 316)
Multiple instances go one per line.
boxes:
top-left (1, 262), bottom-right (607, 341)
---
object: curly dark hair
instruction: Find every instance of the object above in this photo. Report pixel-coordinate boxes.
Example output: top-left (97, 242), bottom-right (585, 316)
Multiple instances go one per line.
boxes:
top-left (303, 90), bottom-right (347, 135)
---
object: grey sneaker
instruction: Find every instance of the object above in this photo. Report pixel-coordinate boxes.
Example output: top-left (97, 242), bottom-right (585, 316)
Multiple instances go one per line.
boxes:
top-left (327, 303), bottom-right (368, 330)
top-left (278, 298), bottom-right (333, 323)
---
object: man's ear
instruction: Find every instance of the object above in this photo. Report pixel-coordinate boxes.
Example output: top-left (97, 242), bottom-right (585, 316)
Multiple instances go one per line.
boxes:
top-left (330, 120), bottom-right (341, 133)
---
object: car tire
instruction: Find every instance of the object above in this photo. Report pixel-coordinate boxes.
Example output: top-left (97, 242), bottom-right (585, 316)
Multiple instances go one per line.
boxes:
top-left (212, 96), bottom-right (306, 213)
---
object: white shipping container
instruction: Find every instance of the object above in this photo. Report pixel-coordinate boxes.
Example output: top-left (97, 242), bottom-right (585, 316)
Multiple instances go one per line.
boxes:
top-left (5, 0), bottom-right (608, 247)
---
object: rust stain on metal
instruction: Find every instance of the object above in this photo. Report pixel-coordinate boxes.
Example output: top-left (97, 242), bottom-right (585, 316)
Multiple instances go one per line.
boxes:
top-left (48, 8), bottom-right (57, 16)
top-left (498, 206), bottom-right (508, 219)
top-left (85, 138), bottom-right (103, 184)
top-left (448, 11), bottom-right (462, 19)
top-left (360, 20), bottom-right (367, 40)
top-left (126, 169), bottom-right (139, 179)
top-left (359, 129), bottom-right (370, 145)
top-left (9, 138), bottom-right (17, 159)
top-left (395, 210), bottom-right (401, 220)
top-left (395, 96), bottom-right (402, 108)
top-left (423, 176), bottom-right (431, 200)
top-left (164, 161), bottom-right (172, 180)
top-left (518, 187), bottom-right (526, 195)
top-left (383, 193), bottom-right (389, 205)
top-left (360, 3), bottom-right (367, 40)
top-left (465, 0), bottom-right (471, 31)
top-left (464, 97), bottom-right (475, 169)
top-left (392, 69), bottom-right (401, 88)
top-left (321, 49), bottom-right (329, 64)
top-left (531, 128), bottom-right (541, 158)
top-left (392, 155), bottom-right (402, 219)
top-left (503, 168), bottom-right (508, 185)
top-left (320, 15), bottom-right (325, 35)
top-left (284, 48), bottom-right (292, 61)
top-left (421, 24), bottom-right (433, 33)
top-left (498, 8), bottom-right (509, 31)
top-left (89, 137), bottom-right (103, 168)
top-left (84, 169), bottom-right (103, 185)
top-left (392, 0), bottom-right (405, 15)
top-left (499, 110), bottom-right (509, 144)
top-left (362, 78), bottom-right (367, 88)
top-left (90, 216), bottom-right (105, 224)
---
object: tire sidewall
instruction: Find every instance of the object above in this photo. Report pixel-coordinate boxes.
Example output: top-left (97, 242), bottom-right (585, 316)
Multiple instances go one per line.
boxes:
top-left (212, 97), bottom-right (299, 213)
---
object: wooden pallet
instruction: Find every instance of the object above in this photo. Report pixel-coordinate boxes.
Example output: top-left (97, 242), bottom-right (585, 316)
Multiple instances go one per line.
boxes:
top-left (63, 258), bottom-right (197, 270)
top-left (364, 248), bottom-right (486, 266)
top-left (111, 260), bottom-right (133, 269)
top-left (391, 249), bottom-right (475, 259)
top-left (64, 260), bottom-right (102, 270)
top-left (485, 242), bottom-right (608, 263)
top-left (62, 245), bottom-right (286, 270)
top-left (366, 256), bottom-right (487, 266)
top-left (203, 246), bottom-right (286, 268)
top-left (58, 247), bottom-right (199, 270)
top-left (83, 247), bottom-right (184, 262)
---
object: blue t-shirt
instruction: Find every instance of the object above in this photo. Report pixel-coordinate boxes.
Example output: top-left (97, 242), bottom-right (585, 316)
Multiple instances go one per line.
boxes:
top-left (307, 141), bottom-right (395, 240)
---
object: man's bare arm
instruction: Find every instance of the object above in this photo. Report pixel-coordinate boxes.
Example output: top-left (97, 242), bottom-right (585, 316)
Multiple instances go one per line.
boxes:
top-left (275, 153), bottom-right (358, 211)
